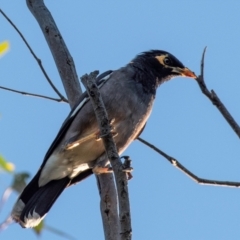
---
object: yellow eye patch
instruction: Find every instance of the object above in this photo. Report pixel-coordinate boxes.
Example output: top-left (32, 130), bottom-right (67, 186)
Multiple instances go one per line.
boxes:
top-left (155, 55), bottom-right (169, 66)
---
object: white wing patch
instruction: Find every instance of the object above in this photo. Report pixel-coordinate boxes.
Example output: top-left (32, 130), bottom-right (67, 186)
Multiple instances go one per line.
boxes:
top-left (69, 72), bottom-right (112, 119)
top-left (70, 97), bottom-right (88, 118)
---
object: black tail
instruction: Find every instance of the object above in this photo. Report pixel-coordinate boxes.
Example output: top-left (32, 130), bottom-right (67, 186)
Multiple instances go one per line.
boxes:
top-left (11, 169), bottom-right (93, 228)
top-left (20, 177), bottom-right (70, 228)
top-left (12, 175), bottom-right (70, 228)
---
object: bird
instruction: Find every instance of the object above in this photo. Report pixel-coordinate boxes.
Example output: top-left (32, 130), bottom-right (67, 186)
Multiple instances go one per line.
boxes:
top-left (11, 50), bottom-right (196, 228)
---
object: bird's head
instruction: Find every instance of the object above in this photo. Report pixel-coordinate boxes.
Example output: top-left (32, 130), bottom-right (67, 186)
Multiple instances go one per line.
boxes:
top-left (132, 50), bottom-right (196, 86)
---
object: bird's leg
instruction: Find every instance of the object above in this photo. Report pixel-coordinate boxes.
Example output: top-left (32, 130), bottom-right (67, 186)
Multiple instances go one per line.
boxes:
top-left (121, 156), bottom-right (133, 180)
top-left (93, 156), bottom-right (133, 179)
top-left (92, 155), bottom-right (113, 174)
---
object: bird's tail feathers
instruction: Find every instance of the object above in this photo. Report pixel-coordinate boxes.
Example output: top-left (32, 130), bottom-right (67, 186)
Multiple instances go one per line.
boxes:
top-left (12, 177), bottom-right (70, 228)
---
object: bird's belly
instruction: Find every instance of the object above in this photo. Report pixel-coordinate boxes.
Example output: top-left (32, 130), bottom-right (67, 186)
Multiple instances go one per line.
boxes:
top-left (39, 104), bottom-right (151, 187)
top-left (39, 139), bottom-right (104, 186)
top-left (66, 139), bottom-right (104, 177)
top-left (113, 112), bottom-right (150, 154)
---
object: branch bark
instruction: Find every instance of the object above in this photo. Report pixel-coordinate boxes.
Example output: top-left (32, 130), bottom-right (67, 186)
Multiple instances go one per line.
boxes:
top-left (96, 172), bottom-right (119, 240)
top-left (138, 137), bottom-right (240, 188)
top-left (26, 1), bottom-right (119, 239)
top-left (26, 0), bottom-right (81, 108)
top-left (0, 85), bottom-right (66, 103)
top-left (81, 71), bottom-right (132, 240)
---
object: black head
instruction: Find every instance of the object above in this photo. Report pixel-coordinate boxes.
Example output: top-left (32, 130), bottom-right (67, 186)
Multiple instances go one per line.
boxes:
top-left (131, 50), bottom-right (196, 87)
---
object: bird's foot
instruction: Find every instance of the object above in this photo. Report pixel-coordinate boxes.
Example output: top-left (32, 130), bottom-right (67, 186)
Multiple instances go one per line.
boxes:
top-left (93, 166), bottom-right (113, 174)
top-left (93, 156), bottom-right (133, 180)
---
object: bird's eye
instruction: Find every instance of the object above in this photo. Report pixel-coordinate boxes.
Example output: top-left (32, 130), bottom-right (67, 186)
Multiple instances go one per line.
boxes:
top-left (163, 57), bottom-right (171, 65)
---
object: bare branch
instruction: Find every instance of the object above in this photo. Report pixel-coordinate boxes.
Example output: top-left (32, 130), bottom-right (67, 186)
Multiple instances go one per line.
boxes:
top-left (0, 8), bottom-right (67, 102)
top-left (0, 188), bottom-right (14, 232)
top-left (0, 216), bottom-right (14, 232)
top-left (138, 137), bottom-right (240, 188)
top-left (26, 0), bottom-right (81, 108)
top-left (196, 47), bottom-right (240, 138)
top-left (0, 86), bottom-right (67, 103)
top-left (96, 173), bottom-right (119, 240)
top-left (81, 71), bottom-right (132, 240)
top-left (0, 187), bottom-right (13, 214)
top-left (25, 1), bottom-right (119, 239)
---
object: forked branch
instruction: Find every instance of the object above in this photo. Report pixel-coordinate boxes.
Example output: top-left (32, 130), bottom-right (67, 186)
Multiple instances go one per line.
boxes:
top-left (196, 47), bottom-right (240, 138)
top-left (26, 0), bottom-right (81, 108)
top-left (138, 137), bottom-right (240, 188)
top-left (0, 8), bottom-right (67, 102)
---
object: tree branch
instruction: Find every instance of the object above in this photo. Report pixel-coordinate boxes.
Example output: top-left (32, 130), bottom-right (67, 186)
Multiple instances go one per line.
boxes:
top-left (0, 216), bottom-right (14, 232)
top-left (138, 137), bottom-right (240, 188)
top-left (96, 172), bottom-right (119, 240)
top-left (196, 47), bottom-right (240, 138)
top-left (0, 86), bottom-right (67, 103)
top-left (25, 1), bottom-right (119, 239)
top-left (26, 0), bottom-right (81, 108)
top-left (0, 8), bottom-right (67, 102)
top-left (81, 71), bottom-right (132, 240)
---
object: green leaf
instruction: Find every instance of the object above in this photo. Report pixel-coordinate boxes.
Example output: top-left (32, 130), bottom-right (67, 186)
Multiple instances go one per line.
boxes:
top-left (11, 172), bottom-right (30, 193)
top-left (0, 155), bottom-right (15, 173)
top-left (44, 224), bottom-right (77, 240)
top-left (0, 41), bottom-right (10, 56)
top-left (33, 219), bottom-right (44, 235)
top-left (33, 221), bottom-right (77, 239)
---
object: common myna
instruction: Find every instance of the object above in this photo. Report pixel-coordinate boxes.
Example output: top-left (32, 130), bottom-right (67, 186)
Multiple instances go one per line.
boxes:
top-left (11, 50), bottom-right (196, 228)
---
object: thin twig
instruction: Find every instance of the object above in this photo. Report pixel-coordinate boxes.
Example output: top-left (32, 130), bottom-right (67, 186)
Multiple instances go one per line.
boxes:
top-left (0, 216), bottom-right (14, 231)
top-left (0, 187), bottom-right (12, 214)
top-left (196, 47), bottom-right (240, 138)
top-left (0, 8), bottom-right (68, 102)
top-left (81, 71), bottom-right (132, 240)
top-left (0, 86), bottom-right (67, 102)
top-left (138, 137), bottom-right (240, 188)
top-left (0, 188), bottom-right (13, 232)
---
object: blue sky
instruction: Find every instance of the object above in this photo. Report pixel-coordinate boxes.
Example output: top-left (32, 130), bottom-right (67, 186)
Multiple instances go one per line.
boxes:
top-left (1, 1), bottom-right (240, 239)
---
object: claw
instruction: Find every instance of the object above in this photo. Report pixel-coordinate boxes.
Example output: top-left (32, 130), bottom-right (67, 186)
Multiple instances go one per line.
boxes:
top-left (126, 172), bottom-right (133, 180)
top-left (121, 156), bottom-right (133, 180)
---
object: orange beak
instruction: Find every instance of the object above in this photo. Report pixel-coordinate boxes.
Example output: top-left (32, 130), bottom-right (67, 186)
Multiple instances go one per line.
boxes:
top-left (171, 67), bottom-right (197, 79)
